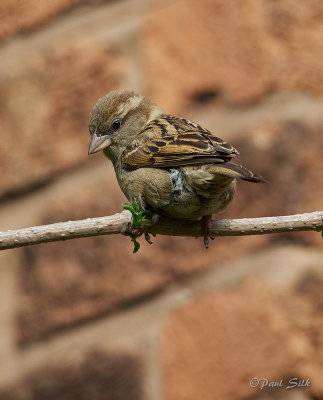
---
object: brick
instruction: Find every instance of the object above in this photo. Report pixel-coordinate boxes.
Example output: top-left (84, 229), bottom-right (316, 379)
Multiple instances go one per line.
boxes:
top-left (162, 270), bottom-right (323, 399)
top-left (228, 119), bottom-right (323, 246)
top-left (0, 0), bottom-right (78, 40)
top-left (0, 350), bottom-right (143, 400)
top-left (0, 0), bottom-right (115, 40)
top-left (0, 41), bottom-right (123, 196)
top-left (141, 0), bottom-right (323, 112)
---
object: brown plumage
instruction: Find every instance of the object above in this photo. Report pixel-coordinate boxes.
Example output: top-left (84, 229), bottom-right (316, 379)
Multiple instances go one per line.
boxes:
top-left (88, 91), bottom-right (266, 247)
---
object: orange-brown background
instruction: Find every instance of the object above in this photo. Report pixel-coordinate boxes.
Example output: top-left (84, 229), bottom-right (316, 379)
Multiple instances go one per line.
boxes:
top-left (0, 0), bottom-right (322, 399)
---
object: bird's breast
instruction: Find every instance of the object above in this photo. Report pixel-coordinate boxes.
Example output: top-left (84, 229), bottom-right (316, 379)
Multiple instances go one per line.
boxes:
top-left (116, 164), bottom-right (235, 220)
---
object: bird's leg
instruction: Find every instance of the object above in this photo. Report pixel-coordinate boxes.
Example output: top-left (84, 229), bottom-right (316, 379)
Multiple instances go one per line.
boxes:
top-left (200, 215), bottom-right (214, 249)
top-left (122, 199), bottom-right (153, 253)
top-left (144, 215), bottom-right (159, 245)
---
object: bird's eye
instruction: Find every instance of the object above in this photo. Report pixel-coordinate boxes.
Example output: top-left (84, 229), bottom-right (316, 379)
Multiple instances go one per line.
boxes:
top-left (111, 119), bottom-right (121, 131)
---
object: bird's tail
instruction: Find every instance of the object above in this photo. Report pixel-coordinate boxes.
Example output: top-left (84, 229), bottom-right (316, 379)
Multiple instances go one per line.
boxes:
top-left (214, 162), bottom-right (268, 183)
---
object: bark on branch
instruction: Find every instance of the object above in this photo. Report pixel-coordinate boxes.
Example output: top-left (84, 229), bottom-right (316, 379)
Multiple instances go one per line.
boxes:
top-left (0, 211), bottom-right (322, 251)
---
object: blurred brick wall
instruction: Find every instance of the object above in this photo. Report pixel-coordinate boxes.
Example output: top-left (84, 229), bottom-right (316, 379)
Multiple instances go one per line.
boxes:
top-left (0, 1), bottom-right (322, 399)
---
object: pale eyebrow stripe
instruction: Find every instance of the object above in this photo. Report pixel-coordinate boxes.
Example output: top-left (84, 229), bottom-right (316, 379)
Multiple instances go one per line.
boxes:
top-left (116, 95), bottom-right (144, 117)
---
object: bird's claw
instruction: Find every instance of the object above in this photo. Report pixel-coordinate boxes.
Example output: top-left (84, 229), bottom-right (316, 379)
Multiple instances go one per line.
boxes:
top-left (201, 215), bottom-right (214, 249)
top-left (145, 233), bottom-right (154, 244)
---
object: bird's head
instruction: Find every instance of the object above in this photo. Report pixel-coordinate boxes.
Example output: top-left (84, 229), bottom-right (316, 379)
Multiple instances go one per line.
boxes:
top-left (88, 91), bottom-right (163, 162)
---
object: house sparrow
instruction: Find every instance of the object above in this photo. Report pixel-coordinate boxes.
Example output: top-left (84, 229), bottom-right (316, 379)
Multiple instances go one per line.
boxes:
top-left (88, 91), bottom-right (266, 250)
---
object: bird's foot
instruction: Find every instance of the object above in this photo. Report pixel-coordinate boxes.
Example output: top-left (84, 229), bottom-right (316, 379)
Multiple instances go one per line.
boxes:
top-left (144, 216), bottom-right (158, 245)
top-left (201, 215), bottom-right (215, 249)
top-left (145, 232), bottom-right (155, 244)
top-left (122, 199), bottom-right (154, 253)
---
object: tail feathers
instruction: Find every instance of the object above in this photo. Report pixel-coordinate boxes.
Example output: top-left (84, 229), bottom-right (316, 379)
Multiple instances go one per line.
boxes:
top-left (217, 162), bottom-right (268, 183)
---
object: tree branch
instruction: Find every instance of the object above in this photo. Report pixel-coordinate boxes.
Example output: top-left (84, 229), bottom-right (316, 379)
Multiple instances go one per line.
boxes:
top-left (0, 211), bottom-right (322, 251)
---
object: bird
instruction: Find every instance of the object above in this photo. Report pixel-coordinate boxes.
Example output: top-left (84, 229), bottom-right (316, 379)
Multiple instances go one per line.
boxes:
top-left (88, 90), bottom-right (266, 251)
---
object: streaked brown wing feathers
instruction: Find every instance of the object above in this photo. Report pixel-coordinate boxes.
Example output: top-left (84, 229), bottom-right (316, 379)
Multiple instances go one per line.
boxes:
top-left (122, 115), bottom-right (238, 170)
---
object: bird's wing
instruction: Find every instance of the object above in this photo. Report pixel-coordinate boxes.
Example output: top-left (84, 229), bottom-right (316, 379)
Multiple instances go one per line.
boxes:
top-left (122, 115), bottom-right (239, 170)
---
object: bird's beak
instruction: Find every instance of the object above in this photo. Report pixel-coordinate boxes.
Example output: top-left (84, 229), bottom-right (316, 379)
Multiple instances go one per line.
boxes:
top-left (88, 133), bottom-right (112, 155)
